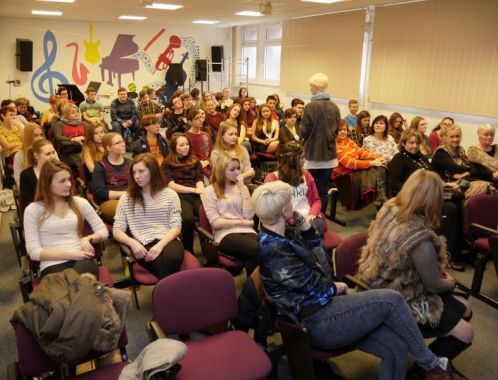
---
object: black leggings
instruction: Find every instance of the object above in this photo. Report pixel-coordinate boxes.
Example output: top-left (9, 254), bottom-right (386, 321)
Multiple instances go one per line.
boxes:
top-left (138, 239), bottom-right (184, 280)
top-left (218, 233), bottom-right (260, 275)
top-left (179, 193), bottom-right (202, 253)
top-left (41, 259), bottom-right (99, 279)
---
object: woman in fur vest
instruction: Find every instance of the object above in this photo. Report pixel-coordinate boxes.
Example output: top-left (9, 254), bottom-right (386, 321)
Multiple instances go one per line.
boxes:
top-left (358, 169), bottom-right (474, 379)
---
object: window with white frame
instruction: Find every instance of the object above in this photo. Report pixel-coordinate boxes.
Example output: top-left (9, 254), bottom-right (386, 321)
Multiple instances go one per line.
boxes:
top-left (241, 23), bottom-right (282, 83)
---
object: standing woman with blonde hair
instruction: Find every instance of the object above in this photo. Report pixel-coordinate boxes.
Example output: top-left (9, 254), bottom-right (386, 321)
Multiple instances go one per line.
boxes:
top-left (14, 122), bottom-right (44, 189)
top-left (24, 159), bottom-right (108, 278)
top-left (113, 153), bottom-right (184, 279)
top-left (358, 169), bottom-right (473, 378)
top-left (201, 153), bottom-right (260, 275)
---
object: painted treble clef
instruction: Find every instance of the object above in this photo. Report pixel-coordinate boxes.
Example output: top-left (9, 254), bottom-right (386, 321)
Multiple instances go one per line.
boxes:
top-left (31, 30), bottom-right (68, 103)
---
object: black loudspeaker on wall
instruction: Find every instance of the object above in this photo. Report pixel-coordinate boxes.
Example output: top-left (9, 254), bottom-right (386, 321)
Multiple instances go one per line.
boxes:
top-left (195, 59), bottom-right (207, 81)
top-left (16, 39), bottom-right (33, 72)
top-left (211, 46), bottom-right (224, 72)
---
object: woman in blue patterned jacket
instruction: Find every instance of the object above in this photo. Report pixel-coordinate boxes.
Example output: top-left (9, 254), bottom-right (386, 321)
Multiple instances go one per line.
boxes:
top-left (251, 181), bottom-right (463, 380)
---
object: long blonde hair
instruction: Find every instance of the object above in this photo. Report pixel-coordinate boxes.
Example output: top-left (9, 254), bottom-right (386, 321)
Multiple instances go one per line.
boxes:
top-left (82, 122), bottom-right (105, 163)
top-left (22, 122), bottom-right (44, 169)
top-left (35, 159), bottom-right (84, 236)
top-left (394, 169), bottom-right (443, 230)
top-left (210, 152), bottom-right (240, 199)
top-left (214, 123), bottom-right (243, 161)
top-left (409, 116), bottom-right (431, 156)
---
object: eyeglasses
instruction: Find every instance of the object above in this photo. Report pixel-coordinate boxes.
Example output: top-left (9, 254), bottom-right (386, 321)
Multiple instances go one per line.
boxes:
top-left (112, 140), bottom-right (125, 145)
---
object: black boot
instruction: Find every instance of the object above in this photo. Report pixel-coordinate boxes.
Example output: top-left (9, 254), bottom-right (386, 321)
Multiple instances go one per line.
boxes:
top-left (428, 335), bottom-right (471, 360)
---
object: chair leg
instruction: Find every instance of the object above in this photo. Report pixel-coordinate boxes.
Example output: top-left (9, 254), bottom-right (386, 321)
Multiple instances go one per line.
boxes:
top-left (327, 188), bottom-right (346, 226)
top-left (127, 259), bottom-right (140, 309)
top-left (470, 252), bottom-right (488, 295)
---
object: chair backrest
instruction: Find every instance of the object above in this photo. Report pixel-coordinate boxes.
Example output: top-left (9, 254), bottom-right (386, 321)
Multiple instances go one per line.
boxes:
top-left (152, 268), bottom-right (237, 335)
top-left (334, 232), bottom-right (368, 282)
top-left (464, 194), bottom-right (498, 237)
top-left (198, 204), bottom-right (213, 234)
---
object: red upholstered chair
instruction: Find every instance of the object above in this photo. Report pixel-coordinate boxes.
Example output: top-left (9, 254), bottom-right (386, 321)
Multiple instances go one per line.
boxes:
top-left (463, 194), bottom-right (498, 306)
top-left (8, 321), bottom-right (129, 380)
top-left (118, 240), bottom-right (202, 309)
top-left (197, 205), bottom-right (245, 275)
top-left (334, 232), bottom-right (369, 286)
top-left (148, 268), bottom-right (272, 380)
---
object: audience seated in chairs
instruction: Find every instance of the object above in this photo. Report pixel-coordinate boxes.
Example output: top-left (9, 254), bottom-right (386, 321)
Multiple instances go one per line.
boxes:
top-left (53, 103), bottom-right (85, 170)
top-left (185, 108), bottom-right (213, 178)
top-left (13, 122), bottom-right (44, 189)
top-left (388, 129), bottom-right (466, 271)
top-left (432, 124), bottom-right (498, 198)
top-left (24, 159), bottom-right (108, 279)
top-left (81, 121), bottom-right (106, 183)
top-left (113, 153), bottom-right (184, 280)
top-left (252, 180), bottom-right (465, 380)
top-left (201, 152), bottom-right (260, 276)
top-left (19, 139), bottom-right (57, 210)
top-left (92, 132), bottom-right (130, 224)
top-left (335, 120), bottom-right (388, 208)
top-left (211, 122), bottom-right (255, 184)
top-left (132, 114), bottom-right (169, 165)
top-left (362, 114), bottom-right (398, 161)
top-left (251, 103), bottom-right (279, 154)
top-left (162, 133), bottom-right (204, 253)
top-left (358, 169), bottom-right (473, 379)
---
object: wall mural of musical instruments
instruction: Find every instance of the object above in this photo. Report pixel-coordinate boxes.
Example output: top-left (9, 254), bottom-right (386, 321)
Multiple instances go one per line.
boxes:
top-left (30, 24), bottom-right (202, 104)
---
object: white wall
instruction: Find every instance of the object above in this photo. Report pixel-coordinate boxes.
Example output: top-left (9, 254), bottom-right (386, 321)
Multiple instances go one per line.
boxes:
top-left (0, 17), bottom-right (231, 110)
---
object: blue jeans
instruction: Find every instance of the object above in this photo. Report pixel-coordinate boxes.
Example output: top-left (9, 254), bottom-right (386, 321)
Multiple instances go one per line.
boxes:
top-left (302, 289), bottom-right (440, 379)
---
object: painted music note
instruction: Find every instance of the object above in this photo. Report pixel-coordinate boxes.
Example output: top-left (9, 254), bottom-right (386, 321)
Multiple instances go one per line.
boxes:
top-left (133, 51), bottom-right (155, 73)
top-left (31, 30), bottom-right (69, 103)
top-left (83, 22), bottom-right (101, 64)
top-left (67, 42), bottom-right (89, 85)
top-left (154, 35), bottom-right (181, 71)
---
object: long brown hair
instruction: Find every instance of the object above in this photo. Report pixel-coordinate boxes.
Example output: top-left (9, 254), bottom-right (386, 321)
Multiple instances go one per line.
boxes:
top-left (27, 139), bottom-right (53, 167)
top-left (210, 152), bottom-right (240, 199)
top-left (355, 110), bottom-right (371, 140)
top-left (214, 123), bottom-right (243, 160)
top-left (22, 122), bottom-right (44, 169)
top-left (34, 159), bottom-right (84, 236)
top-left (82, 122), bottom-right (105, 163)
top-left (278, 141), bottom-right (304, 187)
top-left (255, 103), bottom-right (273, 134)
top-left (128, 153), bottom-right (166, 210)
top-left (410, 116), bottom-right (431, 156)
top-left (166, 133), bottom-right (197, 166)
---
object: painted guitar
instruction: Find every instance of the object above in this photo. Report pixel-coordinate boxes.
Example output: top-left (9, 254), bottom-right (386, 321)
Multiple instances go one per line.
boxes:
top-left (165, 51), bottom-right (189, 100)
top-left (84, 22), bottom-right (101, 64)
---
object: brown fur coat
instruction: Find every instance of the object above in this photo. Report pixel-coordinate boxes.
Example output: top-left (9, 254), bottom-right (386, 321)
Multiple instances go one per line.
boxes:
top-left (358, 202), bottom-right (447, 327)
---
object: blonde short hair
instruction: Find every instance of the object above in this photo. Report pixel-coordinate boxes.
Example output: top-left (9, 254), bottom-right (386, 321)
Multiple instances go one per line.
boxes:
top-left (441, 124), bottom-right (462, 146)
top-left (477, 123), bottom-right (495, 136)
top-left (251, 181), bottom-right (293, 225)
top-left (309, 73), bottom-right (329, 91)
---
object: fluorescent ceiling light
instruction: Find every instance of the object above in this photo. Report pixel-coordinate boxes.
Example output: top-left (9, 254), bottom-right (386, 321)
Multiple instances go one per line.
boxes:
top-left (192, 20), bottom-right (219, 24)
top-left (37, 0), bottom-right (75, 3)
top-left (32, 10), bottom-right (63, 16)
top-left (119, 15), bottom-right (148, 20)
top-left (301, 0), bottom-right (341, 3)
top-left (235, 11), bottom-right (263, 17)
top-left (145, 3), bottom-right (183, 10)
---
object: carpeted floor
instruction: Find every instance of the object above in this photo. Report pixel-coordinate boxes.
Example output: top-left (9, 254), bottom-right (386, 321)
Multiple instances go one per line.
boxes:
top-left (1, 204), bottom-right (497, 379)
